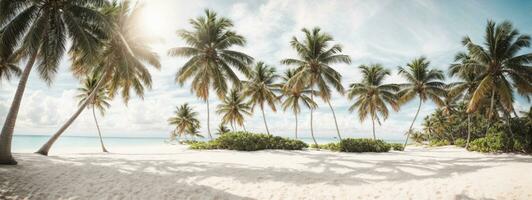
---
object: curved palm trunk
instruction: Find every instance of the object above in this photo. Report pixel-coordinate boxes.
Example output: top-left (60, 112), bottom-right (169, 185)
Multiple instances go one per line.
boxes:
top-left (0, 53), bottom-right (38, 165)
top-left (310, 91), bottom-right (319, 149)
top-left (403, 97), bottom-right (423, 149)
top-left (36, 74), bottom-right (106, 155)
top-left (294, 112), bottom-right (298, 139)
top-left (206, 99), bottom-right (212, 140)
top-left (260, 105), bottom-right (271, 135)
top-left (371, 116), bottom-right (376, 140)
top-left (92, 107), bottom-right (108, 153)
top-left (327, 101), bottom-right (342, 140)
top-left (465, 113), bottom-right (471, 149)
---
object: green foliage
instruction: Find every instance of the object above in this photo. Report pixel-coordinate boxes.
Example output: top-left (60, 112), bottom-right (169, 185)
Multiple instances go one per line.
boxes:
top-left (430, 139), bottom-right (451, 146)
top-left (188, 132), bottom-right (308, 151)
top-left (389, 143), bottom-right (404, 151)
top-left (310, 143), bottom-right (341, 151)
top-left (339, 138), bottom-right (391, 153)
top-left (454, 138), bottom-right (466, 147)
top-left (468, 133), bottom-right (505, 153)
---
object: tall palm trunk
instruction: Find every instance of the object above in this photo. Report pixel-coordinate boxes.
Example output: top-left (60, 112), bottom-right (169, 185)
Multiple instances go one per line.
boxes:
top-left (327, 100), bottom-right (342, 140)
top-left (206, 98), bottom-right (212, 140)
top-left (260, 105), bottom-right (271, 135)
top-left (465, 114), bottom-right (471, 149)
top-left (371, 116), bottom-right (376, 140)
top-left (230, 121), bottom-right (235, 132)
top-left (403, 97), bottom-right (423, 148)
top-left (310, 90), bottom-right (319, 149)
top-left (36, 74), bottom-right (106, 155)
top-left (294, 112), bottom-right (298, 139)
top-left (0, 53), bottom-right (38, 165)
top-left (487, 89), bottom-right (496, 123)
top-left (242, 124), bottom-right (247, 132)
top-left (92, 107), bottom-right (108, 153)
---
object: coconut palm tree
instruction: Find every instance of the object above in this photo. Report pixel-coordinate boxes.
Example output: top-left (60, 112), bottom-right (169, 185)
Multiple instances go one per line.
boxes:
top-left (279, 69), bottom-right (317, 139)
top-left (76, 71), bottom-right (111, 152)
top-left (186, 125), bottom-right (204, 141)
top-left (0, 0), bottom-right (109, 164)
top-left (216, 89), bottom-right (252, 131)
top-left (36, 1), bottom-right (161, 156)
top-left (281, 27), bottom-right (351, 145)
top-left (168, 103), bottom-right (200, 141)
top-left (168, 10), bottom-right (253, 139)
top-left (347, 64), bottom-right (399, 140)
top-left (397, 57), bottom-right (446, 148)
top-left (243, 62), bottom-right (278, 135)
top-left (461, 20), bottom-right (532, 121)
top-left (216, 123), bottom-right (230, 135)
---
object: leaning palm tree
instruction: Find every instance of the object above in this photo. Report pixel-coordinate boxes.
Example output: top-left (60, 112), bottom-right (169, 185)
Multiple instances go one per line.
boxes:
top-left (0, 0), bottom-right (108, 164)
top-left (168, 103), bottom-right (200, 141)
top-left (168, 10), bottom-right (253, 139)
top-left (76, 71), bottom-right (111, 153)
top-left (281, 27), bottom-right (351, 144)
top-left (279, 69), bottom-right (317, 139)
top-left (397, 57), bottom-right (446, 148)
top-left (347, 64), bottom-right (399, 140)
top-left (243, 62), bottom-right (278, 135)
top-left (36, 1), bottom-right (161, 156)
top-left (216, 89), bottom-right (252, 131)
top-left (461, 20), bottom-right (532, 121)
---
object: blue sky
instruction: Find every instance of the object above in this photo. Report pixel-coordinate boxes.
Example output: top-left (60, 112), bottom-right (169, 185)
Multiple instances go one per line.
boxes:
top-left (1, 0), bottom-right (531, 139)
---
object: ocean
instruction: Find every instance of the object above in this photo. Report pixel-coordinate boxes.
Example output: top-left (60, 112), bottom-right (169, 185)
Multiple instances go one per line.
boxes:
top-left (11, 135), bottom-right (405, 153)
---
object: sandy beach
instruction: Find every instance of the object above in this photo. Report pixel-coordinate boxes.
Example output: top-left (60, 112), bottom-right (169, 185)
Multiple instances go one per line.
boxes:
top-left (1, 145), bottom-right (531, 200)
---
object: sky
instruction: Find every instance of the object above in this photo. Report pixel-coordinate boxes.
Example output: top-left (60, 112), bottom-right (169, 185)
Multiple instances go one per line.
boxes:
top-left (1, 0), bottom-right (531, 140)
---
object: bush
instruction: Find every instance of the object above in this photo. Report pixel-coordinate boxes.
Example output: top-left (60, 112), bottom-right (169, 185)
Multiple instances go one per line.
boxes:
top-left (188, 132), bottom-right (308, 151)
top-left (430, 139), bottom-right (450, 146)
top-left (390, 143), bottom-right (404, 151)
top-left (468, 133), bottom-right (505, 153)
top-left (310, 143), bottom-right (341, 151)
top-left (454, 138), bottom-right (466, 147)
top-left (339, 138), bottom-right (391, 153)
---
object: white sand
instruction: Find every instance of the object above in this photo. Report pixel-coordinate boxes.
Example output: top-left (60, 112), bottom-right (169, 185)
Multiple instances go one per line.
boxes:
top-left (1, 145), bottom-right (531, 200)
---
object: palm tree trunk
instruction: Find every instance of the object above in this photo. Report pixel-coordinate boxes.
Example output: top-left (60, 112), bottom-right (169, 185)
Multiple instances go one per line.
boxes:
top-left (505, 111), bottom-right (514, 152)
top-left (0, 53), bottom-right (38, 165)
top-left (231, 121), bottom-right (235, 132)
top-left (371, 116), bottom-right (376, 140)
top-left (92, 107), bottom-right (108, 153)
top-left (242, 124), bottom-right (247, 132)
top-left (260, 105), bottom-right (271, 135)
top-left (294, 112), bottom-right (298, 139)
top-left (327, 100), bottom-right (342, 140)
top-left (36, 74), bottom-right (106, 156)
top-left (487, 89), bottom-right (496, 122)
top-left (310, 90), bottom-right (318, 150)
top-left (403, 97), bottom-right (423, 149)
top-left (465, 113), bottom-right (471, 149)
top-left (206, 98), bottom-right (212, 140)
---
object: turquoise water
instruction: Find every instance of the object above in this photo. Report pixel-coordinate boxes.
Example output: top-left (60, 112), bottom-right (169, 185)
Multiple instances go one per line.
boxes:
top-left (11, 135), bottom-right (405, 152)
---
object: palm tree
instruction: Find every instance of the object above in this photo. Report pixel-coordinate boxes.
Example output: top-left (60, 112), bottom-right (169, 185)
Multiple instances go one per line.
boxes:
top-left (76, 71), bottom-right (111, 152)
top-left (186, 125), bottom-right (204, 141)
top-left (279, 69), bottom-right (317, 139)
top-left (281, 27), bottom-right (351, 145)
top-left (0, 44), bottom-right (20, 83)
top-left (36, 1), bottom-right (161, 156)
top-left (397, 57), bottom-right (446, 148)
top-left (168, 103), bottom-right (200, 141)
top-left (461, 20), bottom-right (532, 121)
top-left (216, 123), bottom-right (230, 135)
top-left (216, 89), bottom-right (252, 131)
top-left (243, 62), bottom-right (278, 135)
top-left (448, 52), bottom-right (482, 148)
top-left (168, 10), bottom-right (253, 140)
top-left (422, 116), bottom-right (434, 141)
top-left (347, 64), bottom-right (399, 140)
top-left (0, 0), bottom-right (108, 164)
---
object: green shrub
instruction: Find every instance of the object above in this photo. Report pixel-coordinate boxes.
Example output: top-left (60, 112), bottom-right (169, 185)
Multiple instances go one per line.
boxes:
top-left (310, 143), bottom-right (341, 151)
top-left (429, 139), bottom-right (450, 146)
top-left (188, 132), bottom-right (307, 151)
top-left (389, 143), bottom-right (404, 151)
top-left (454, 138), bottom-right (466, 147)
top-left (339, 138), bottom-right (391, 152)
top-left (468, 133), bottom-right (505, 153)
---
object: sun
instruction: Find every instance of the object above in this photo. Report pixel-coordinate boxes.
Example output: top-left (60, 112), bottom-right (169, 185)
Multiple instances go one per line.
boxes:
top-left (138, 3), bottom-right (167, 37)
